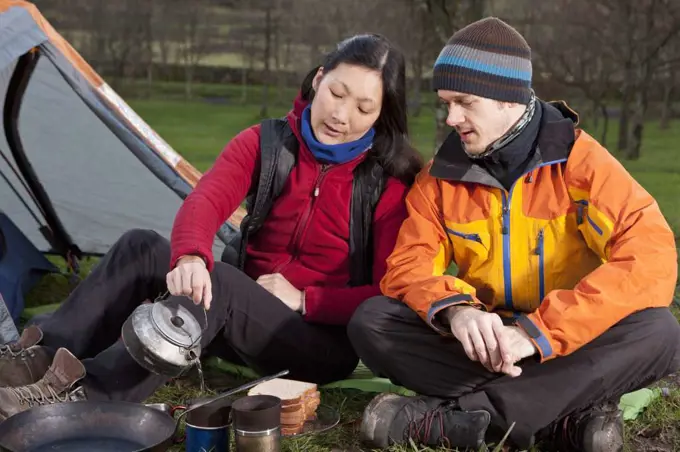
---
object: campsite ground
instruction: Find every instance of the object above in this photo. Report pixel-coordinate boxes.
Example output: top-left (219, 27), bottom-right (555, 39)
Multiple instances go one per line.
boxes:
top-left (26, 84), bottom-right (680, 451)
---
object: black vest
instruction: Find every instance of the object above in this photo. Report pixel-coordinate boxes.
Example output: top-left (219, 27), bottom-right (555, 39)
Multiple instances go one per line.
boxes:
top-left (221, 118), bottom-right (387, 286)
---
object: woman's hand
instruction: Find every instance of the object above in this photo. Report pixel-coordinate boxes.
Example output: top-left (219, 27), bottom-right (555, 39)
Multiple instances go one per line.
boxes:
top-left (256, 273), bottom-right (304, 312)
top-left (166, 255), bottom-right (213, 310)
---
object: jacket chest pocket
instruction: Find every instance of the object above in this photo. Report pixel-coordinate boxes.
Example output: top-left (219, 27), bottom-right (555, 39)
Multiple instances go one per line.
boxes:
top-left (575, 200), bottom-right (607, 258)
top-left (445, 225), bottom-right (491, 270)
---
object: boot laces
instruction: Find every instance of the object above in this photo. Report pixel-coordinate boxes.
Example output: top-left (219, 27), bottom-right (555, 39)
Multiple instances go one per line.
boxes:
top-left (547, 413), bottom-right (585, 451)
top-left (8, 382), bottom-right (70, 407)
top-left (0, 343), bottom-right (24, 357)
top-left (406, 404), bottom-right (452, 449)
top-left (0, 342), bottom-right (38, 360)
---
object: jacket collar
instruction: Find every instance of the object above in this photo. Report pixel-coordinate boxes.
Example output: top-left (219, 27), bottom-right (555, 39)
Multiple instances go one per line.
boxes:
top-left (286, 92), bottom-right (368, 169)
top-left (430, 99), bottom-right (579, 188)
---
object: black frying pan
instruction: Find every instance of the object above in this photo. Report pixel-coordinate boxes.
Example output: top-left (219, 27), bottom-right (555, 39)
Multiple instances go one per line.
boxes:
top-left (0, 401), bottom-right (176, 452)
top-left (0, 369), bottom-right (289, 452)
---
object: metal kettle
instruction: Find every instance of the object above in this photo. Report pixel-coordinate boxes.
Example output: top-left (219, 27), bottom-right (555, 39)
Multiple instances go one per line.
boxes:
top-left (121, 296), bottom-right (205, 377)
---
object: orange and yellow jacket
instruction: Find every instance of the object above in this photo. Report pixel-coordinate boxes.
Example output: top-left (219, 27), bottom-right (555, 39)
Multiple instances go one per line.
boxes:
top-left (381, 100), bottom-right (677, 362)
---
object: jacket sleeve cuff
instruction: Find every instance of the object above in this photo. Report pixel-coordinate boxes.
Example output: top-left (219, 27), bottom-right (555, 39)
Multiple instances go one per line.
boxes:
top-left (426, 294), bottom-right (485, 335)
top-left (171, 245), bottom-right (214, 272)
top-left (515, 314), bottom-right (555, 361)
top-left (301, 287), bottom-right (322, 321)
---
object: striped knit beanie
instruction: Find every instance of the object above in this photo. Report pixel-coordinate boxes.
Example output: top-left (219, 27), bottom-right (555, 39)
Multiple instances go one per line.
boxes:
top-left (432, 17), bottom-right (532, 104)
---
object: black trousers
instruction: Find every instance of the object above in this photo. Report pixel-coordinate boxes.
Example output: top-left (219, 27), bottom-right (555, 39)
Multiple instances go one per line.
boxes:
top-left (348, 296), bottom-right (680, 448)
top-left (34, 229), bottom-right (358, 402)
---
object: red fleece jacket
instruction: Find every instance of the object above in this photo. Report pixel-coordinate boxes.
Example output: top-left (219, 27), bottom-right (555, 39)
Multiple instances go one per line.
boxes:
top-left (170, 95), bottom-right (409, 325)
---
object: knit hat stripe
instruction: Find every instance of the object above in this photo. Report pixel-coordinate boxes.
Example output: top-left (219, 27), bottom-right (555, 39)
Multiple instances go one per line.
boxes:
top-left (431, 17), bottom-right (533, 104)
top-left (435, 44), bottom-right (532, 82)
top-left (454, 37), bottom-right (531, 58)
top-left (434, 65), bottom-right (530, 89)
top-left (433, 66), bottom-right (531, 104)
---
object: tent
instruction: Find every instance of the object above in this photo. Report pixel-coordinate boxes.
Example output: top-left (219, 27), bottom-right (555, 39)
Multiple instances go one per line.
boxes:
top-left (0, 0), bottom-right (244, 322)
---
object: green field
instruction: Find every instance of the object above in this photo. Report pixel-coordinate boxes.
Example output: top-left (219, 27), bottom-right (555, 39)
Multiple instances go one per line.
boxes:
top-left (26, 89), bottom-right (680, 451)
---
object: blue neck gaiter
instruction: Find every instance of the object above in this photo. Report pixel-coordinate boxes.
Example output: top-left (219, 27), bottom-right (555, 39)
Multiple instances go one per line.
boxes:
top-left (300, 105), bottom-right (375, 164)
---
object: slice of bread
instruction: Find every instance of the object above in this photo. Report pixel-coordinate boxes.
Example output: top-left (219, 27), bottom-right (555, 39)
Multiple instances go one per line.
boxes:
top-left (247, 378), bottom-right (320, 435)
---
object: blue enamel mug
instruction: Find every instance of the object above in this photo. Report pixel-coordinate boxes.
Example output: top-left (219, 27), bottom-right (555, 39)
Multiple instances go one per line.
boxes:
top-left (172, 398), bottom-right (232, 452)
top-left (185, 421), bottom-right (230, 452)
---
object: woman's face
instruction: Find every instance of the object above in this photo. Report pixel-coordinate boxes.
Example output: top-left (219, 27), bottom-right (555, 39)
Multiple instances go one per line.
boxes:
top-left (310, 63), bottom-right (383, 145)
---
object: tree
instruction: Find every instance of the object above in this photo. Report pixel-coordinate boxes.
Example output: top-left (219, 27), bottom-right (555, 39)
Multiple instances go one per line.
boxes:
top-left (617, 0), bottom-right (680, 159)
top-left (415, 0), bottom-right (490, 152)
top-left (531, 1), bottom-right (617, 145)
top-left (531, 0), bottom-right (680, 159)
top-left (169, 0), bottom-right (220, 99)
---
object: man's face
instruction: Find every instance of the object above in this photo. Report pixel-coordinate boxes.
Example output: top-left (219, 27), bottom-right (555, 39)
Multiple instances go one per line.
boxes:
top-left (438, 90), bottom-right (520, 155)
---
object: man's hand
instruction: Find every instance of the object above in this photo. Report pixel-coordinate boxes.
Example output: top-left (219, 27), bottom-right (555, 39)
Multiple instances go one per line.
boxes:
top-left (447, 306), bottom-right (506, 373)
top-left (496, 325), bottom-right (538, 377)
top-left (166, 255), bottom-right (213, 310)
top-left (447, 306), bottom-right (538, 377)
top-left (256, 273), bottom-right (304, 312)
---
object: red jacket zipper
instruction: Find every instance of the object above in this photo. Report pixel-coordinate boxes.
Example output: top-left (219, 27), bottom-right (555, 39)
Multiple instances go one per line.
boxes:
top-left (271, 164), bottom-right (329, 273)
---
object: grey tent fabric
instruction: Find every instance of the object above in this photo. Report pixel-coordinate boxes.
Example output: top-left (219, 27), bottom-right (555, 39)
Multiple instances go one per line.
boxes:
top-left (0, 2), bottom-right (229, 263)
top-left (0, 6), bottom-right (47, 71)
top-left (17, 56), bottom-right (189, 254)
top-left (0, 294), bottom-right (19, 343)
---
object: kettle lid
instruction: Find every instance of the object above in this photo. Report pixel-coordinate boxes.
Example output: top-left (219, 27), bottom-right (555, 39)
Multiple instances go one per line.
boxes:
top-left (150, 302), bottom-right (203, 348)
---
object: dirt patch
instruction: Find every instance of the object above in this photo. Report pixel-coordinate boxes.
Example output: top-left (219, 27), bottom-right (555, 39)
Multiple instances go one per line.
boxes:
top-left (663, 371), bottom-right (680, 388)
top-left (627, 373), bottom-right (680, 452)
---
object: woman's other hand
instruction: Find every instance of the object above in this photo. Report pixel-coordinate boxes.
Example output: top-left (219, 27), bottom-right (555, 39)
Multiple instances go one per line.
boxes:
top-left (256, 273), bottom-right (304, 313)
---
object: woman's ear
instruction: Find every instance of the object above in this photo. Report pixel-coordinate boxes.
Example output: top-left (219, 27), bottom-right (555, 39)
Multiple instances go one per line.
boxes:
top-left (312, 67), bottom-right (325, 92)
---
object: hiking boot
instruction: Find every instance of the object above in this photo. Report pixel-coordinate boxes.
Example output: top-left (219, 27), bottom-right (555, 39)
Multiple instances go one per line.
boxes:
top-left (0, 325), bottom-right (53, 387)
top-left (537, 402), bottom-right (624, 452)
top-left (0, 347), bottom-right (87, 421)
top-left (360, 392), bottom-right (491, 449)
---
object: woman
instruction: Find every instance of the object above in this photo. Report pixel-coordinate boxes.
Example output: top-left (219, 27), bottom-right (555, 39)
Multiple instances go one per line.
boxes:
top-left (0, 33), bottom-right (422, 417)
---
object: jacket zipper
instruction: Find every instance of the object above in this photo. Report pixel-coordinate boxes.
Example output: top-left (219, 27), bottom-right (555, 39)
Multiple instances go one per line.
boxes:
top-left (498, 159), bottom-right (567, 313)
top-left (535, 228), bottom-right (545, 302)
top-left (446, 228), bottom-right (485, 247)
top-left (576, 200), bottom-right (587, 225)
top-left (575, 199), bottom-right (603, 235)
top-left (501, 189), bottom-right (513, 310)
top-left (271, 164), bottom-right (329, 273)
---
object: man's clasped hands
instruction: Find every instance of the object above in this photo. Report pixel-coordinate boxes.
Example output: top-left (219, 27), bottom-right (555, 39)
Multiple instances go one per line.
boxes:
top-left (446, 305), bottom-right (538, 377)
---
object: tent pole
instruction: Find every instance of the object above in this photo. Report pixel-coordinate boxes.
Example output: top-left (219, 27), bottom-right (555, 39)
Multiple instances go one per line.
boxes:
top-left (0, 164), bottom-right (43, 226)
top-left (4, 48), bottom-right (82, 269)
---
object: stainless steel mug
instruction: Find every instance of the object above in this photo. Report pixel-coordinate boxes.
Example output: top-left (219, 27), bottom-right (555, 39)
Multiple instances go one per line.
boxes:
top-left (232, 395), bottom-right (281, 452)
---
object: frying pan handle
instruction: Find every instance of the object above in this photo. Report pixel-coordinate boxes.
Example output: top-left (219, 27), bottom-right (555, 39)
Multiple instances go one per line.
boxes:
top-left (170, 405), bottom-right (187, 444)
top-left (171, 405), bottom-right (187, 416)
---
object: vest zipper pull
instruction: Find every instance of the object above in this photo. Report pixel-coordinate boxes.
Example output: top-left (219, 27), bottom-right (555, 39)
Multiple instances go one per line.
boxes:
top-left (314, 165), bottom-right (328, 197)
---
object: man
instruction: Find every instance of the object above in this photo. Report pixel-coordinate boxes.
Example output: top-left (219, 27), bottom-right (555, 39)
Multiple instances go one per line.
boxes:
top-left (348, 17), bottom-right (680, 451)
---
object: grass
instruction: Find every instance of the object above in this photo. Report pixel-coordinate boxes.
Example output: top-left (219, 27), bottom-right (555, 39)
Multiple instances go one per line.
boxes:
top-left (23, 86), bottom-right (680, 451)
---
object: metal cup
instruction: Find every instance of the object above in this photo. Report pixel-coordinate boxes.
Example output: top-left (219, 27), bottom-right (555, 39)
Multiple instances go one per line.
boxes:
top-left (185, 421), bottom-right (230, 452)
top-left (171, 396), bottom-right (232, 452)
top-left (232, 395), bottom-right (281, 452)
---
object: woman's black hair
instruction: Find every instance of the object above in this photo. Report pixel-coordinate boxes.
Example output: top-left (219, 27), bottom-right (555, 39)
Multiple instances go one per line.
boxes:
top-left (300, 34), bottom-right (423, 186)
